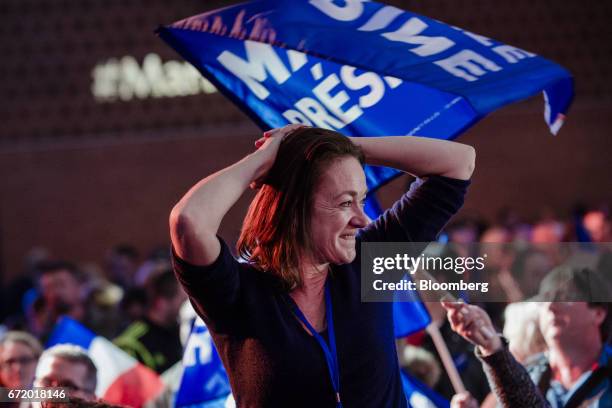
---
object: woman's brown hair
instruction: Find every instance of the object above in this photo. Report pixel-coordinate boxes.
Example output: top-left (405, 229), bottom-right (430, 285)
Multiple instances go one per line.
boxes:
top-left (237, 127), bottom-right (364, 290)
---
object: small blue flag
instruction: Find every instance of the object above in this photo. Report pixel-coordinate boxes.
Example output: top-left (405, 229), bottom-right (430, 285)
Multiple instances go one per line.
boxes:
top-left (175, 318), bottom-right (232, 407)
top-left (393, 285), bottom-right (431, 338)
top-left (47, 317), bottom-right (95, 349)
top-left (401, 371), bottom-right (450, 408)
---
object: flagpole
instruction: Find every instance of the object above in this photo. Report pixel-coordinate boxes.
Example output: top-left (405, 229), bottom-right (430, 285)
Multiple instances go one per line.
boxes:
top-left (415, 267), bottom-right (466, 394)
top-left (426, 322), bottom-right (466, 394)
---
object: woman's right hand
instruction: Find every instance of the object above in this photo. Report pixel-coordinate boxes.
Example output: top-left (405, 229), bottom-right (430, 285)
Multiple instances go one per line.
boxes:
top-left (250, 124), bottom-right (306, 189)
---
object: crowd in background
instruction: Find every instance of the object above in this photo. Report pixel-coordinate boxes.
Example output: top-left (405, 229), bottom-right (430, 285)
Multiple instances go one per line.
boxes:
top-left (0, 204), bottom-right (610, 406)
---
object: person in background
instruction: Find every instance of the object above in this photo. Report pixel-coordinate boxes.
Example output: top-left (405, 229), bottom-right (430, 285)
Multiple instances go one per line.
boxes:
top-left (527, 266), bottom-right (611, 407)
top-left (1, 247), bottom-right (50, 329)
top-left (105, 244), bottom-right (140, 289)
top-left (477, 226), bottom-right (520, 339)
top-left (446, 217), bottom-right (481, 248)
top-left (510, 249), bottom-right (553, 299)
top-left (133, 247), bottom-right (172, 287)
top-left (447, 265), bottom-right (612, 408)
top-left (118, 287), bottom-right (148, 330)
top-left (531, 219), bottom-right (566, 267)
top-left (0, 331), bottom-right (42, 388)
top-left (475, 301), bottom-right (548, 408)
top-left (502, 301), bottom-right (546, 364)
top-left (113, 270), bottom-right (186, 374)
top-left (583, 210), bottom-right (610, 243)
top-left (34, 344), bottom-right (97, 406)
top-left (597, 252), bottom-right (612, 315)
top-left (398, 343), bottom-right (442, 388)
top-left (35, 261), bottom-right (86, 337)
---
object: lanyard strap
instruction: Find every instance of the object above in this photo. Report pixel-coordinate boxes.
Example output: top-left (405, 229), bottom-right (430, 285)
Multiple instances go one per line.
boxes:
top-left (286, 280), bottom-right (342, 407)
top-left (563, 362), bottom-right (610, 408)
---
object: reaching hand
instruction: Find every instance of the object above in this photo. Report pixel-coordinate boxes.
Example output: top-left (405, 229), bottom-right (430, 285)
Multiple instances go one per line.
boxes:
top-left (441, 300), bottom-right (502, 356)
top-left (250, 124), bottom-right (306, 189)
top-left (451, 391), bottom-right (479, 408)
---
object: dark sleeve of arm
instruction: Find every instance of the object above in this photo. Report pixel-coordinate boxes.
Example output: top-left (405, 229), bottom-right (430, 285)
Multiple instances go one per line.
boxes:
top-left (359, 175), bottom-right (470, 242)
top-left (172, 237), bottom-right (243, 333)
top-left (477, 346), bottom-right (551, 408)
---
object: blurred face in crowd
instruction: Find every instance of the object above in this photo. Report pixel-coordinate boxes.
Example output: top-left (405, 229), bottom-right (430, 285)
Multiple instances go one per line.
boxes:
top-left (480, 227), bottom-right (512, 269)
top-left (521, 251), bottom-right (554, 297)
top-left (449, 225), bottom-right (477, 244)
top-left (583, 210), bottom-right (610, 242)
top-left (151, 286), bottom-right (188, 328)
top-left (309, 157), bottom-right (369, 265)
top-left (538, 301), bottom-right (605, 346)
top-left (107, 250), bottom-right (139, 287)
top-left (39, 269), bottom-right (81, 308)
top-left (532, 221), bottom-right (564, 243)
top-left (0, 341), bottom-right (38, 388)
top-left (35, 356), bottom-right (96, 402)
top-left (125, 300), bottom-right (146, 323)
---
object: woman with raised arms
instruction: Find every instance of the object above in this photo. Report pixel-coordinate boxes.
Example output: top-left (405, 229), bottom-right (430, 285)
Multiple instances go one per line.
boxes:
top-left (170, 124), bottom-right (475, 407)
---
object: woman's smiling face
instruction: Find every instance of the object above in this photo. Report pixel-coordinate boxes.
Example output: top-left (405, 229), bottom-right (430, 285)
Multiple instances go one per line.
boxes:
top-left (309, 156), bottom-right (369, 265)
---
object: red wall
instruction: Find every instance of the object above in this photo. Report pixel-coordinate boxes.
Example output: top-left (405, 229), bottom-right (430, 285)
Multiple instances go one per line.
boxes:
top-left (2, 0), bottom-right (612, 282)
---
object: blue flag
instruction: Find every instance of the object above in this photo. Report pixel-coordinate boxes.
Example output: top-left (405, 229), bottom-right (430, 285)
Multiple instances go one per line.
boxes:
top-left (393, 283), bottom-right (431, 338)
top-left (175, 318), bottom-right (232, 407)
top-left (47, 317), bottom-right (94, 349)
top-left (158, 0), bottom-right (573, 193)
top-left (401, 371), bottom-right (449, 408)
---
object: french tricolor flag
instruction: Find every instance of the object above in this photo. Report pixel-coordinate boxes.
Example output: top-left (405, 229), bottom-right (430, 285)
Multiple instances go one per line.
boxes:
top-left (47, 317), bottom-right (164, 407)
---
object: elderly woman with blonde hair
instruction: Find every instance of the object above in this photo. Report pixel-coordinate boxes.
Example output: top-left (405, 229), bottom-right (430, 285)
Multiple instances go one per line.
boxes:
top-left (0, 331), bottom-right (42, 389)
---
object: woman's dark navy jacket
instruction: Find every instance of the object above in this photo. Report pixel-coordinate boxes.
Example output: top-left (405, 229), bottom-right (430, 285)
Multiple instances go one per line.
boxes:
top-left (172, 175), bottom-right (470, 407)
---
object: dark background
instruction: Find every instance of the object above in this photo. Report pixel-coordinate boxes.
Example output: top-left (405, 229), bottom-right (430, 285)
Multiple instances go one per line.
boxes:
top-left (1, 0), bottom-right (611, 283)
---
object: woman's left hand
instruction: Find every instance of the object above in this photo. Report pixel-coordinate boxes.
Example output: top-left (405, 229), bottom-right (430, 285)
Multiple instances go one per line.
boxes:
top-left (441, 301), bottom-right (502, 356)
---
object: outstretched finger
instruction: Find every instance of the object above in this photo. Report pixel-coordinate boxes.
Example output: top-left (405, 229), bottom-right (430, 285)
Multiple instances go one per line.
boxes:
top-left (442, 301), bottom-right (469, 322)
top-left (446, 308), bottom-right (464, 331)
top-left (441, 300), bottom-right (465, 311)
